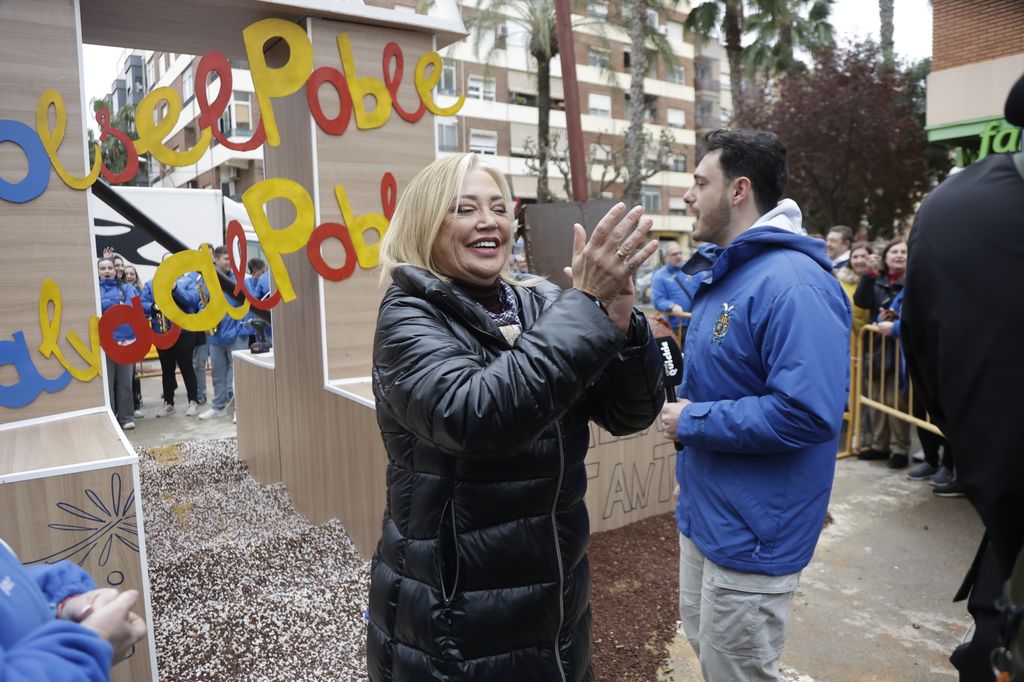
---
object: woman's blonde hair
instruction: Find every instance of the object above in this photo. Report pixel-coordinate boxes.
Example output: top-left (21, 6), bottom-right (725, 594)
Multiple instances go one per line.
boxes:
top-left (380, 153), bottom-right (540, 287)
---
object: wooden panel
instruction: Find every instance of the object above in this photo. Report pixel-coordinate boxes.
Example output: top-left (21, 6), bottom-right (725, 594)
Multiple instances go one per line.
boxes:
top-left (313, 21), bottom-right (437, 380)
top-left (0, 411), bottom-right (130, 477)
top-left (322, 395), bottom-right (387, 557)
top-left (0, 0), bottom-right (105, 424)
top-left (259, 20), bottom-right (345, 543)
top-left (0, 464), bottom-right (154, 682)
top-left (234, 355), bottom-right (281, 484)
top-left (584, 424), bottom-right (678, 534)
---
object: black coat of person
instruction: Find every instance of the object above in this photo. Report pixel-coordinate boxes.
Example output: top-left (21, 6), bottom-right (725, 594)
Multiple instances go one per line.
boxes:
top-left (367, 265), bottom-right (664, 681)
top-left (900, 72), bottom-right (1024, 680)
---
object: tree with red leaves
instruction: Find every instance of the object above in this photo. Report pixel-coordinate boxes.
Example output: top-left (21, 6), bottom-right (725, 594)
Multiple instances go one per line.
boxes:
top-left (742, 43), bottom-right (931, 238)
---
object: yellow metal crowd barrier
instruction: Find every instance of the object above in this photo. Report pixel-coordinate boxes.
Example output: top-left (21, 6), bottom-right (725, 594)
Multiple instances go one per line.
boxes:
top-left (837, 323), bottom-right (942, 459)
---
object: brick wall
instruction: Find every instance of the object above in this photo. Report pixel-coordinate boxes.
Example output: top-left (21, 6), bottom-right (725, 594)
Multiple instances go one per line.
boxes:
top-left (932, 0), bottom-right (1024, 71)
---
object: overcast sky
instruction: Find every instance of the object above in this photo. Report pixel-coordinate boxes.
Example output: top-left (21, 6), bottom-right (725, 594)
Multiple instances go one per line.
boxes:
top-left (81, 0), bottom-right (933, 118)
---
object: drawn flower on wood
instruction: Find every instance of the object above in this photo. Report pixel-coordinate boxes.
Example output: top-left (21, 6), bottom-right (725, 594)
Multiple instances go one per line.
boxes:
top-left (27, 472), bottom-right (138, 578)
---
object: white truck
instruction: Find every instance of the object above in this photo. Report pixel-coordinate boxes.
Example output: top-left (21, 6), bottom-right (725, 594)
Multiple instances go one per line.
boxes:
top-left (90, 186), bottom-right (262, 284)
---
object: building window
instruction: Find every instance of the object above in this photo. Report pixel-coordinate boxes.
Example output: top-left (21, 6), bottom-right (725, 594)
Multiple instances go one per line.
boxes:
top-left (668, 65), bottom-right (685, 84)
top-left (623, 50), bottom-right (656, 77)
top-left (589, 143), bottom-right (610, 162)
top-left (469, 129), bottom-right (498, 155)
top-left (588, 48), bottom-right (611, 70)
top-left (645, 9), bottom-right (659, 27)
top-left (669, 197), bottom-right (687, 215)
top-left (437, 119), bottom-right (459, 152)
top-left (669, 154), bottom-right (687, 172)
top-left (666, 21), bottom-right (684, 42)
top-left (439, 59), bottom-right (457, 95)
top-left (697, 101), bottom-right (713, 128)
top-left (667, 108), bottom-right (686, 129)
top-left (642, 186), bottom-right (661, 213)
top-left (467, 75), bottom-right (496, 102)
top-left (181, 66), bottom-right (194, 103)
top-left (146, 57), bottom-right (157, 89)
top-left (220, 91), bottom-right (253, 136)
top-left (588, 93), bottom-right (611, 117)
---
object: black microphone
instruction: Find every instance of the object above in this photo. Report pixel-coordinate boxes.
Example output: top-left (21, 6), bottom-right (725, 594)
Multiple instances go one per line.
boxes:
top-left (657, 334), bottom-right (685, 450)
top-left (656, 334), bottom-right (683, 403)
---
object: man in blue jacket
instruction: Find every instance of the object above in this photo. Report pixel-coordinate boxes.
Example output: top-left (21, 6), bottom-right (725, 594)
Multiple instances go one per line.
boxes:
top-left (198, 245), bottom-right (253, 422)
top-left (650, 241), bottom-right (701, 345)
top-left (659, 129), bottom-right (851, 680)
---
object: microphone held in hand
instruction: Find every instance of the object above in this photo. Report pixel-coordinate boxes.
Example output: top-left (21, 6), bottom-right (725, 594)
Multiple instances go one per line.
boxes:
top-left (656, 334), bottom-right (683, 404)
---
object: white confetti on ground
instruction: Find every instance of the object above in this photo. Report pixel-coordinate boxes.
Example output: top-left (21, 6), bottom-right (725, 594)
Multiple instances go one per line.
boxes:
top-left (139, 439), bottom-right (370, 681)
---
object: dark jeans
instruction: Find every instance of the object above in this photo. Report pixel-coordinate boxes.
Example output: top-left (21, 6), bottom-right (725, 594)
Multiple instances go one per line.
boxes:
top-left (157, 331), bottom-right (198, 406)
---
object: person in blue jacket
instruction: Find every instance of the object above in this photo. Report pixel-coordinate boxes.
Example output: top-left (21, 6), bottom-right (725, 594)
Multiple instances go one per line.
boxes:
top-left (650, 241), bottom-right (702, 346)
top-left (245, 259), bottom-right (272, 349)
top-left (198, 245), bottom-right (253, 421)
top-left (0, 539), bottom-right (147, 680)
top-left (659, 129), bottom-right (851, 681)
top-left (141, 253), bottom-right (203, 418)
top-left (98, 257), bottom-right (141, 431)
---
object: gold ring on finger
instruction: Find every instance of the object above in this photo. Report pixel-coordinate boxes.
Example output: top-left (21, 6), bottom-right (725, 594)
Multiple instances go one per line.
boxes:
top-left (615, 248), bottom-right (630, 261)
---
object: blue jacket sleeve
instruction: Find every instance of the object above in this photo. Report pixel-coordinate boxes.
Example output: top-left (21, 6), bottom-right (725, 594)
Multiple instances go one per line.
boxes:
top-left (140, 281), bottom-right (155, 317)
top-left (254, 272), bottom-right (271, 300)
top-left (171, 275), bottom-right (200, 313)
top-left (1, 621), bottom-right (113, 682)
top-left (651, 270), bottom-right (673, 312)
top-left (24, 561), bottom-right (96, 605)
top-left (677, 283), bottom-right (851, 453)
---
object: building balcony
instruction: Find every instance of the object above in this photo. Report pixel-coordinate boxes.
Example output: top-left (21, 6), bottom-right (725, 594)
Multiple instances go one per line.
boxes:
top-left (694, 77), bottom-right (720, 93)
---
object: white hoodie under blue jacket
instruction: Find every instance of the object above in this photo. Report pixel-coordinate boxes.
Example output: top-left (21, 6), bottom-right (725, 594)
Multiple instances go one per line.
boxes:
top-left (675, 199), bottom-right (852, 575)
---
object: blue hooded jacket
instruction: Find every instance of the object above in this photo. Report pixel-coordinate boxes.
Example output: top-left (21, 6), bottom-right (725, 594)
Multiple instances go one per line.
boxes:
top-left (200, 271), bottom-right (253, 346)
top-left (140, 274), bottom-right (201, 332)
top-left (675, 200), bottom-right (852, 576)
top-left (0, 541), bottom-right (112, 681)
top-left (98, 278), bottom-right (140, 344)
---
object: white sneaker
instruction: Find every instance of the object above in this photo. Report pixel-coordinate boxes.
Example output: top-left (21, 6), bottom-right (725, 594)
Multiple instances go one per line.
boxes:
top-left (122, 421), bottom-right (136, 431)
top-left (185, 401), bottom-right (200, 417)
top-left (198, 407), bottom-right (227, 420)
top-left (133, 409), bottom-right (144, 418)
top-left (156, 403), bottom-right (174, 418)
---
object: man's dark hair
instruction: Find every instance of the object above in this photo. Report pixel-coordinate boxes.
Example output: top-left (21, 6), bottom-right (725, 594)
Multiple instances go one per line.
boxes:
top-left (247, 258), bottom-right (267, 274)
top-left (829, 225), bottom-right (853, 244)
top-left (213, 245), bottom-right (229, 259)
top-left (704, 129), bottom-right (787, 216)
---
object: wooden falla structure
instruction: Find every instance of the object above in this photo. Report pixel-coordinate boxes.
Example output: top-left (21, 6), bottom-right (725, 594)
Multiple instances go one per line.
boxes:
top-left (0, 1), bottom-right (677, 679)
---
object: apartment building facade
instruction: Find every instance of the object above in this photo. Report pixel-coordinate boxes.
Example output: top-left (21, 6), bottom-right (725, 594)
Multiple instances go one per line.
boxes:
top-left (106, 2), bottom-right (732, 238)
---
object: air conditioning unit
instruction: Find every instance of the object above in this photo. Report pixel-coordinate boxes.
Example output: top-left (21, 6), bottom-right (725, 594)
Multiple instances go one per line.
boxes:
top-left (657, 25), bottom-right (669, 36)
top-left (224, 166), bottom-right (241, 180)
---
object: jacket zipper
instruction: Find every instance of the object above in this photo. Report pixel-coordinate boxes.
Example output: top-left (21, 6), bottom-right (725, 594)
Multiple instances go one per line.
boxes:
top-left (552, 421), bottom-right (568, 682)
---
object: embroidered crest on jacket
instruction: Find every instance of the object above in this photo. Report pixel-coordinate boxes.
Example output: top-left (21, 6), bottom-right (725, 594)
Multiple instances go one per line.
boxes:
top-left (713, 303), bottom-right (735, 343)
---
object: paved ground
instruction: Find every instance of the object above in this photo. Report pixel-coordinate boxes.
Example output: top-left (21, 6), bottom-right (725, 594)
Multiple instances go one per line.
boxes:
top-left (125, 373), bottom-right (983, 680)
top-left (127, 368), bottom-right (235, 448)
top-left (660, 455), bottom-right (982, 681)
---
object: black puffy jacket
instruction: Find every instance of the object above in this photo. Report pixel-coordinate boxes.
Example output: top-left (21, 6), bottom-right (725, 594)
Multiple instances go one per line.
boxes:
top-left (367, 266), bottom-right (664, 681)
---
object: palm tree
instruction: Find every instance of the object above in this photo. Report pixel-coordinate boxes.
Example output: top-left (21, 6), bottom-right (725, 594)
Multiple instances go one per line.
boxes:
top-left (621, 1), bottom-right (682, 207)
top-left (463, 0), bottom-right (597, 202)
top-left (743, 0), bottom-right (835, 78)
top-left (879, 0), bottom-right (894, 61)
top-left (685, 0), bottom-right (745, 106)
